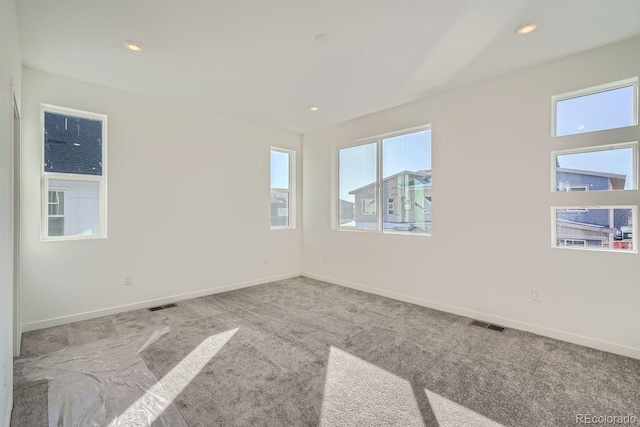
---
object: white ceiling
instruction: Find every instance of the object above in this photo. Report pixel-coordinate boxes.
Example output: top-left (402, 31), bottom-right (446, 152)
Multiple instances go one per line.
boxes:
top-left (16, 0), bottom-right (640, 133)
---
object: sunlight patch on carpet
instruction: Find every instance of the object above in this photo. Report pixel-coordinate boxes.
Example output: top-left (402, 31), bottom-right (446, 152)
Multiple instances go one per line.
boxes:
top-left (425, 389), bottom-right (504, 427)
top-left (114, 328), bottom-right (238, 426)
top-left (320, 346), bottom-right (424, 427)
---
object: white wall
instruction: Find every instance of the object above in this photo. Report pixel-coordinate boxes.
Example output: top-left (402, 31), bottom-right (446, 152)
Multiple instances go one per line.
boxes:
top-left (0, 0), bottom-right (21, 423)
top-left (303, 36), bottom-right (640, 359)
top-left (21, 68), bottom-right (302, 330)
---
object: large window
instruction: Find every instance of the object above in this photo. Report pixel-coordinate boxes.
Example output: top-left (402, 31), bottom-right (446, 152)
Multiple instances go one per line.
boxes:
top-left (552, 78), bottom-right (637, 137)
top-left (551, 78), bottom-right (638, 253)
top-left (337, 126), bottom-right (431, 235)
top-left (270, 148), bottom-right (295, 228)
top-left (42, 105), bottom-right (107, 240)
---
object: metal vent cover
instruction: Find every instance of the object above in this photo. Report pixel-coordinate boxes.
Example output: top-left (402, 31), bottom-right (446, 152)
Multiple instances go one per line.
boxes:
top-left (470, 319), bottom-right (506, 332)
top-left (147, 303), bottom-right (178, 312)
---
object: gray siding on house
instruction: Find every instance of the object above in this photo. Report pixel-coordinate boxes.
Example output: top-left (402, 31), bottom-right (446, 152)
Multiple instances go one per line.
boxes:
top-left (556, 171), bottom-right (610, 191)
top-left (44, 111), bottom-right (103, 176)
top-left (349, 171), bottom-right (432, 232)
top-left (353, 185), bottom-right (377, 224)
top-left (270, 191), bottom-right (289, 227)
top-left (556, 171), bottom-right (631, 230)
top-left (339, 199), bottom-right (355, 224)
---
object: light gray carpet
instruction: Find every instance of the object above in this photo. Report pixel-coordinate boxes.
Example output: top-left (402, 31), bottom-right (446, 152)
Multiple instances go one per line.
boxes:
top-left (12, 276), bottom-right (640, 426)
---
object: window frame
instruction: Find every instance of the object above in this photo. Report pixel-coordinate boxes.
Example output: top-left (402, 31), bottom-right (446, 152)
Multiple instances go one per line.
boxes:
top-left (551, 77), bottom-right (638, 137)
top-left (550, 78), bottom-right (640, 254)
top-left (47, 189), bottom-right (65, 237)
top-left (41, 104), bottom-right (108, 241)
top-left (333, 124), bottom-right (432, 236)
top-left (269, 147), bottom-right (296, 230)
top-left (551, 206), bottom-right (637, 253)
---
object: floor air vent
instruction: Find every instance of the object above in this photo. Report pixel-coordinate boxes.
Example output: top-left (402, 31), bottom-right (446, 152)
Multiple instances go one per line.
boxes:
top-left (147, 303), bottom-right (178, 312)
top-left (470, 320), bottom-right (505, 332)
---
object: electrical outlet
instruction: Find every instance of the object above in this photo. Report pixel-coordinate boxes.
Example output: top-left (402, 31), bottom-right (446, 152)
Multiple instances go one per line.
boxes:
top-left (263, 257), bottom-right (268, 264)
top-left (322, 256), bottom-right (328, 264)
top-left (124, 274), bottom-right (133, 286)
top-left (2, 363), bottom-right (6, 391)
top-left (531, 288), bottom-right (542, 302)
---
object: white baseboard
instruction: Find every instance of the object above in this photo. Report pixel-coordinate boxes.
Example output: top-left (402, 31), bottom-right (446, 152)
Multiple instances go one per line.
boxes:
top-left (302, 272), bottom-right (640, 360)
top-left (20, 270), bottom-right (640, 360)
top-left (4, 394), bottom-right (12, 427)
top-left (22, 272), bottom-right (302, 332)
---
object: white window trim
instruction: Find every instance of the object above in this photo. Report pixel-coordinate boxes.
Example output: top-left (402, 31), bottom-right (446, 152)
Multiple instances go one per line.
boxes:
top-left (41, 104), bottom-right (108, 241)
top-left (48, 189), bottom-right (64, 216)
top-left (333, 124), bottom-right (431, 236)
top-left (270, 147), bottom-right (296, 230)
top-left (551, 206), bottom-right (637, 253)
top-left (562, 239), bottom-right (587, 247)
top-left (550, 141), bottom-right (639, 193)
top-left (568, 185), bottom-right (589, 192)
top-left (551, 77), bottom-right (638, 137)
top-left (563, 207), bottom-right (589, 213)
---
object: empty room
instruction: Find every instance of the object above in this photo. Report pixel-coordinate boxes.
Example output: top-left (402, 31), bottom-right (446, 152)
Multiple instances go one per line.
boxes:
top-left (2, 0), bottom-right (640, 426)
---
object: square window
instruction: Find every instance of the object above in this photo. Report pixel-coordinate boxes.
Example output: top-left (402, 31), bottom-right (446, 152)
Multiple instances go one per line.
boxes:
top-left (48, 179), bottom-right (100, 237)
top-left (44, 111), bottom-right (103, 175)
top-left (337, 127), bottom-right (431, 235)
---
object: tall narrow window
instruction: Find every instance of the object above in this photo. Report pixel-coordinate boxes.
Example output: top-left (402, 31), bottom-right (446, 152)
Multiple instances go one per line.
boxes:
top-left (338, 142), bottom-right (377, 229)
top-left (382, 129), bottom-right (432, 234)
top-left (337, 126), bottom-right (431, 235)
top-left (42, 105), bottom-right (107, 240)
top-left (270, 148), bottom-right (295, 228)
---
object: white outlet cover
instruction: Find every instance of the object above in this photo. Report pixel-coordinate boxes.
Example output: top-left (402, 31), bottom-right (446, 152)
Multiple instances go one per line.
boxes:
top-left (531, 288), bottom-right (542, 302)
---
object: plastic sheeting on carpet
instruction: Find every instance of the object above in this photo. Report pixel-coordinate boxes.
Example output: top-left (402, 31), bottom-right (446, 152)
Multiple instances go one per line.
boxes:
top-left (14, 327), bottom-right (187, 427)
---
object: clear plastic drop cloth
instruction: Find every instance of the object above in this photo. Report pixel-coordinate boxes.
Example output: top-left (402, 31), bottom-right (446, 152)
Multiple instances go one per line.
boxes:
top-left (14, 327), bottom-right (187, 427)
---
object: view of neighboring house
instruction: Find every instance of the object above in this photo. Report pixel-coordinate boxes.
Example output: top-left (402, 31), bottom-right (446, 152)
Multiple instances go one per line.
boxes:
top-left (341, 166), bottom-right (632, 245)
top-left (338, 199), bottom-right (355, 225)
top-left (45, 112), bottom-right (103, 237)
top-left (270, 190), bottom-right (289, 226)
top-left (345, 170), bottom-right (431, 233)
top-left (555, 167), bottom-right (632, 249)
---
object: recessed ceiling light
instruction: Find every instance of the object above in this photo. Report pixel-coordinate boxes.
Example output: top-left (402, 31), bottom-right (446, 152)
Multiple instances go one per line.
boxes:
top-left (73, 143), bottom-right (81, 146)
top-left (309, 106), bottom-right (319, 111)
top-left (123, 40), bottom-right (144, 52)
top-left (515, 22), bottom-right (538, 35)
